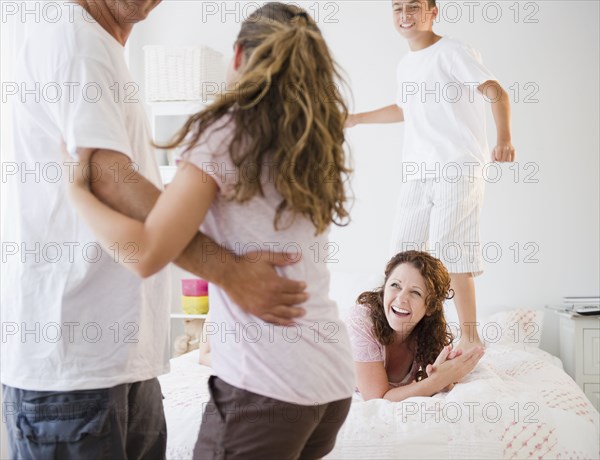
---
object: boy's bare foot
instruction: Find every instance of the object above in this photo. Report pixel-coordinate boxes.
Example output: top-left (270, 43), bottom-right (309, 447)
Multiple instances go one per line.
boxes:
top-left (456, 335), bottom-right (485, 352)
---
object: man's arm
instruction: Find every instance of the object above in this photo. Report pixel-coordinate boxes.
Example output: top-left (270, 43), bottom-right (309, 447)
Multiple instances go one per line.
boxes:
top-left (89, 149), bottom-right (307, 325)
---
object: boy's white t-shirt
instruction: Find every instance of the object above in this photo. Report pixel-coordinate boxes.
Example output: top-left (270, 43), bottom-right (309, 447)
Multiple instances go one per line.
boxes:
top-left (396, 37), bottom-right (496, 180)
top-left (184, 117), bottom-right (356, 405)
top-left (1, 4), bottom-right (171, 391)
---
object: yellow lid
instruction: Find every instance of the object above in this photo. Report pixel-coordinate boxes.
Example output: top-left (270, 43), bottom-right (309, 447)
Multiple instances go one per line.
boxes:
top-left (181, 295), bottom-right (209, 315)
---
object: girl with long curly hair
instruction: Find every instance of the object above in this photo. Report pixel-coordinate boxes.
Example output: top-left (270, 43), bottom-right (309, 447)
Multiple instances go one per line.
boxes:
top-left (66, 3), bottom-right (354, 458)
top-left (348, 251), bottom-right (484, 401)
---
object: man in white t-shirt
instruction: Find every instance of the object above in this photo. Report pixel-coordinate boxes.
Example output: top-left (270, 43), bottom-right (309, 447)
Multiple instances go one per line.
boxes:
top-left (1, 1), bottom-right (307, 458)
top-left (346, 0), bottom-right (516, 352)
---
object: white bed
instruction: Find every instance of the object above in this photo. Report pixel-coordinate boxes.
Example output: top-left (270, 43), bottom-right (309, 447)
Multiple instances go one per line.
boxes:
top-left (159, 273), bottom-right (599, 459)
top-left (159, 341), bottom-right (599, 459)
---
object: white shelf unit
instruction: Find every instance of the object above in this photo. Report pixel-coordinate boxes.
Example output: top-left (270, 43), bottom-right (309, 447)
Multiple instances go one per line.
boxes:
top-left (150, 100), bottom-right (209, 118)
top-left (149, 100), bottom-right (209, 166)
top-left (149, 100), bottom-right (212, 357)
top-left (170, 313), bottom-right (207, 320)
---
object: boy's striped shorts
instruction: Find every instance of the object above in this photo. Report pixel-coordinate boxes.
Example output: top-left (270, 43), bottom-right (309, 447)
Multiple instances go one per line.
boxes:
top-left (389, 177), bottom-right (485, 275)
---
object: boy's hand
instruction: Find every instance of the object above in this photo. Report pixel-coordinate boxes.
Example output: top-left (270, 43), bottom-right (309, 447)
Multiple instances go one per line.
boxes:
top-left (492, 141), bottom-right (516, 162)
top-left (345, 114), bottom-right (359, 128)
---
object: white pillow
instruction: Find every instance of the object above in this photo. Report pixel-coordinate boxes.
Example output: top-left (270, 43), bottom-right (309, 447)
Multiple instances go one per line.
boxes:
top-left (482, 309), bottom-right (544, 348)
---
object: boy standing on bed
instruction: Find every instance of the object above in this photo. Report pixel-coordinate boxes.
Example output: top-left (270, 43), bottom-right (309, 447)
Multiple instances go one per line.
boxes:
top-left (347, 0), bottom-right (516, 350)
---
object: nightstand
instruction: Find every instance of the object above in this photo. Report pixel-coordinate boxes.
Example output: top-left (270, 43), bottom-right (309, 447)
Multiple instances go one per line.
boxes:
top-left (552, 310), bottom-right (600, 410)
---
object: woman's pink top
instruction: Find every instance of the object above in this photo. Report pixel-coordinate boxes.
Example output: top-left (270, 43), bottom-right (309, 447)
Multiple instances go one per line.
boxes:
top-left (347, 304), bottom-right (419, 388)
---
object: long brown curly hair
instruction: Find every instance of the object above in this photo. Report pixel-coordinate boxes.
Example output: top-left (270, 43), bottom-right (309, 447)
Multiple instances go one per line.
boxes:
top-left (356, 251), bottom-right (454, 381)
top-left (161, 2), bottom-right (351, 235)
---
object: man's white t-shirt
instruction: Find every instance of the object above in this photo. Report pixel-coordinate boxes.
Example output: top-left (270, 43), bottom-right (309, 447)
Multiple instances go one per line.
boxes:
top-left (396, 37), bottom-right (496, 180)
top-left (184, 116), bottom-right (356, 405)
top-left (1, 4), bottom-right (171, 391)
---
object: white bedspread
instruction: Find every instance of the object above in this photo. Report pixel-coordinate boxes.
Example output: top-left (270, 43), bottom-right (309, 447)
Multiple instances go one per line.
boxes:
top-left (159, 350), bottom-right (211, 460)
top-left (159, 345), bottom-right (600, 460)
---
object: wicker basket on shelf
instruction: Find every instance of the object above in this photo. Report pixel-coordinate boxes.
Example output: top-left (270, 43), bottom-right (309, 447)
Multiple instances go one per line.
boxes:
top-left (144, 45), bottom-right (226, 102)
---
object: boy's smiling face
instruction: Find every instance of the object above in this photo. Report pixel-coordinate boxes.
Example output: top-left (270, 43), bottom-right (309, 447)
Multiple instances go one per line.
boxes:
top-left (392, 0), bottom-right (437, 36)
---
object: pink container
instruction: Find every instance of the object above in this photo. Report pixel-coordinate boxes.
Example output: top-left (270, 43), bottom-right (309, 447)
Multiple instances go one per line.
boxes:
top-left (181, 279), bottom-right (209, 297)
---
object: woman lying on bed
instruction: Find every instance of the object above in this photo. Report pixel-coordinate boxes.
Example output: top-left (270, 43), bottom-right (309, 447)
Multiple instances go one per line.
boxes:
top-left (348, 251), bottom-right (485, 401)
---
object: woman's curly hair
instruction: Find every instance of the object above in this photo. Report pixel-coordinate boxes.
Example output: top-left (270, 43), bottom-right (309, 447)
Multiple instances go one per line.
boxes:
top-left (356, 251), bottom-right (454, 381)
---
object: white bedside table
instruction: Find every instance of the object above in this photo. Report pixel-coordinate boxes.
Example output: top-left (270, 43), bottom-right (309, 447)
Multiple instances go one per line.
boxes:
top-left (552, 309), bottom-right (600, 410)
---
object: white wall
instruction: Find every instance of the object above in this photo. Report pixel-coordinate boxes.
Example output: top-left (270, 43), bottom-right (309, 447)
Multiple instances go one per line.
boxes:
top-left (128, 1), bottom-right (600, 353)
